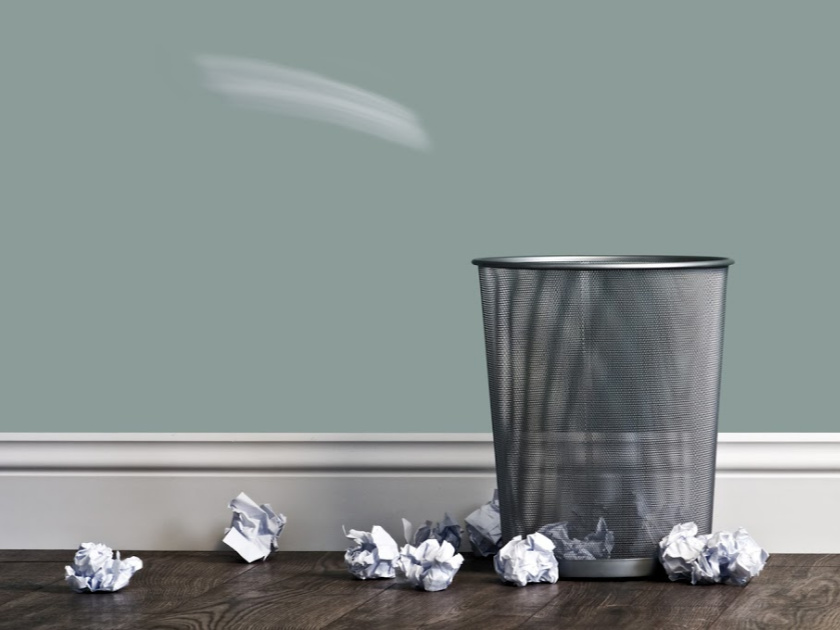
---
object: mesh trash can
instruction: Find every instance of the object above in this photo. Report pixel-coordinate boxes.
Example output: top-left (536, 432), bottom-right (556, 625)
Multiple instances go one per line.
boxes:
top-left (473, 256), bottom-right (733, 578)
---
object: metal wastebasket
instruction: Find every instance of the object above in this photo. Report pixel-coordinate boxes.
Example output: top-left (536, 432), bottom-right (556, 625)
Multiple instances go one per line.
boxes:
top-left (474, 256), bottom-right (733, 578)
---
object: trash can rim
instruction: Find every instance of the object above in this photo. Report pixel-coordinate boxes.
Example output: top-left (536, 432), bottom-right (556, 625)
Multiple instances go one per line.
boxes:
top-left (471, 255), bottom-right (734, 270)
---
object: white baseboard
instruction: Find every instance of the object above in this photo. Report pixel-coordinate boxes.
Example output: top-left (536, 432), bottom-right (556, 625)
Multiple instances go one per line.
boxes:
top-left (1, 433), bottom-right (838, 553)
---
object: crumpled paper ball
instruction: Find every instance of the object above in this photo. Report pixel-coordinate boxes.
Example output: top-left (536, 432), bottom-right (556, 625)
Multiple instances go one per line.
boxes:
top-left (659, 522), bottom-right (706, 582)
top-left (494, 532), bottom-right (559, 587)
top-left (65, 543), bottom-right (143, 593)
top-left (395, 539), bottom-right (464, 592)
top-left (344, 525), bottom-right (399, 579)
top-left (659, 522), bottom-right (769, 585)
top-left (538, 517), bottom-right (615, 560)
top-left (709, 529), bottom-right (770, 586)
top-left (223, 492), bottom-right (287, 563)
top-left (465, 490), bottom-right (502, 557)
top-left (402, 513), bottom-right (464, 553)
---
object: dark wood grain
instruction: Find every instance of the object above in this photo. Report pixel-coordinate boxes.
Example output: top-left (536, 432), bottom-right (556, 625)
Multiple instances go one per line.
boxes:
top-left (525, 577), bottom-right (746, 629)
top-left (709, 564), bottom-right (840, 629)
top-left (324, 557), bottom-right (563, 630)
top-left (765, 553), bottom-right (840, 567)
top-left (0, 551), bottom-right (258, 630)
top-left (0, 550), bottom-right (76, 562)
top-left (133, 584), bottom-right (385, 630)
top-left (217, 551), bottom-right (395, 593)
top-left (0, 562), bottom-right (65, 606)
top-left (135, 553), bottom-right (395, 630)
top-left (0, 551), bottom-right (836, 630)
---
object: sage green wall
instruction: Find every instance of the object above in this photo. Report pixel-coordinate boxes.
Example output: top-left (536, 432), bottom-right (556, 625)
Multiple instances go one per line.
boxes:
top-left (1, 2), bottom-right (837, 432)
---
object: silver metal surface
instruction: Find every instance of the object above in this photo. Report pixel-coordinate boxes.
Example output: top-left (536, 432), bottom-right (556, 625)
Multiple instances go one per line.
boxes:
top-left (472, 255), bottom-right (734, 270)
top-left (476, 256), bottom-right (732, 577)
top-left (557, 558), bottom-right (660, 579)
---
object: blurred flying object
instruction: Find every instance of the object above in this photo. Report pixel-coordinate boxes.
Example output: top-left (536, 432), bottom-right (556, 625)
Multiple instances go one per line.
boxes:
top-left (196, 55), bottom-right (431, 151)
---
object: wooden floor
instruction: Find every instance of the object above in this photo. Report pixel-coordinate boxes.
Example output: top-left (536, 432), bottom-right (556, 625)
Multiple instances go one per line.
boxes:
top-left (0, 551), bottom-right (838, 629)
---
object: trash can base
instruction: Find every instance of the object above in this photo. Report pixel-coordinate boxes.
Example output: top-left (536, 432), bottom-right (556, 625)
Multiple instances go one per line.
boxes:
top-left (557, 557), bottom-right (659, 579)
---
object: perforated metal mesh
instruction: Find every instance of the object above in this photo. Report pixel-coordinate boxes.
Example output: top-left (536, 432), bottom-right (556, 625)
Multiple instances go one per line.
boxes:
top-left (476, 261), bottom-right (729, 559)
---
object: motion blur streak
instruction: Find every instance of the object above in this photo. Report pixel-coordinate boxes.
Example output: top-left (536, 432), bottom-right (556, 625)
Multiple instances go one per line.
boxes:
top-left (196, 55), bottom-right (431, 151)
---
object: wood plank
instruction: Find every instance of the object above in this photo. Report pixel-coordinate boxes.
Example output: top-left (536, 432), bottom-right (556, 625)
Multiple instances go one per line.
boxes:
top-left (0, 562), bottom-right (66, 606)
top-left (0, 551), bottom-right (836, 630)
top-left (766, 554), bottom-right (840, 567)
top-left (223, 551), bottom-right (398, 594)
top-left (133, 553), bottom-right (397, 630)
top-left (325, 557), bottom-right (563, 630)
top-left (325, 584), bottom-right (562, 630)
top-left (524, 571), bottom-right (749, 630)
top-left (710, 564), bottom-right (840, 629)
top-left (0, 551), bottom-right (258, 630)
top-left (0, 550), bottom-right (76, 562)
top-left (132, 587), bottom-right (388, 630)
top-left (522, 552), bottom-right (780, 629)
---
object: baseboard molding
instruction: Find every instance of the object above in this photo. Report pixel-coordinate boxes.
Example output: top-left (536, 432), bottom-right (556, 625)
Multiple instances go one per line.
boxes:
top-left (1, 433), bottom-right (838, 553)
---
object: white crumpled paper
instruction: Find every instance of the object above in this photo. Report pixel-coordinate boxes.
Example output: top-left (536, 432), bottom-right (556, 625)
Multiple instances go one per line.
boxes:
top-left (494, 532), bottom-right (559, 587)
top-left (343, 525), bottom-right (400, 580)
top-left (223, 492), bottom-right (287, 562)
top-left (65, 543), bottom-right (143, 593)
top-left (402, 513), bottom-right (463, 553)
top-left (396, 539), bottom-right (464, 592)
top-left (465, 490), bottom-right (502, 557)
top-left (538, 517), bottom-right (615, 560)
top-left (659, 522), bottom-right (769, 585)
